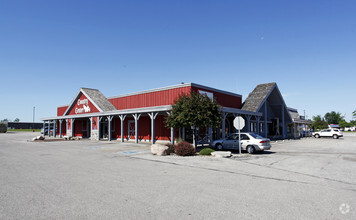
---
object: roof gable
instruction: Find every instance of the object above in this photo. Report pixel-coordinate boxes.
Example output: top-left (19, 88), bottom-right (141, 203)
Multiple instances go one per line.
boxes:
top-left (242, 83), bottom-right (276, 112)
top-left (64, 88), bottom-right (117, 115)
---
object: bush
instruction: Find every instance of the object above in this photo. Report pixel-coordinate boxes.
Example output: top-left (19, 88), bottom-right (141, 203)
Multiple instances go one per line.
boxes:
top-left (174, 141), bottom-right (196, 156)
top-left (199, 148), bottom-right (215, 156)
top-left (0, 123), bottom-right (7, 133)
top-left (165, 143), bottom-right (175, 155)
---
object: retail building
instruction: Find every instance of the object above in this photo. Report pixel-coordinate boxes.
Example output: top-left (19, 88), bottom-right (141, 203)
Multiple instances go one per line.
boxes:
top-left (42, 82), bottom-right (302, 144)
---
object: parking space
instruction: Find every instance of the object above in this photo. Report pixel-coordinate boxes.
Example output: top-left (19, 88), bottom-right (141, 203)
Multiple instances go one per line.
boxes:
top-left (1, 132), bottom-right (356, 219)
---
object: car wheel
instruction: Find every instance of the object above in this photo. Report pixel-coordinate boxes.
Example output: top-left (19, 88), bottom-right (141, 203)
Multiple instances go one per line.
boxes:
top-left (215, 144), bottom-right (223, 151)
top-left (333, 134), bottom-right (338, 139)
top-left (315, 134), bottom-right (320, 138)
top-left (247, 145), bottom-right (256, 154)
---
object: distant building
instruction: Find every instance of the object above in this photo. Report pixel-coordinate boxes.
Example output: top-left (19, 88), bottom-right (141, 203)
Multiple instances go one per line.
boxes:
top-left (7, 122), bottom-right (43, 130)
top-left (287, 107), bottom-right (312, 138)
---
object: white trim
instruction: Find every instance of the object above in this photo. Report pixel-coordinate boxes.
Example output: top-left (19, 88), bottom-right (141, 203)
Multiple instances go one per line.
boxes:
top-left (63, 88), bottom-right (104, 116)
top-left (41, 105), bottom-right (173, 121)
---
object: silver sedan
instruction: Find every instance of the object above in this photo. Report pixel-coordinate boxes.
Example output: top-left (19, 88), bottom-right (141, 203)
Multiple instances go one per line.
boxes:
top-left (212, 132), bottom-right (272, 154)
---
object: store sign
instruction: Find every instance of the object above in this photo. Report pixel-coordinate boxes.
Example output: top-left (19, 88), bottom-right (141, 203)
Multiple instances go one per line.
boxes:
top-left (75, 98), bottom-right (91, 114)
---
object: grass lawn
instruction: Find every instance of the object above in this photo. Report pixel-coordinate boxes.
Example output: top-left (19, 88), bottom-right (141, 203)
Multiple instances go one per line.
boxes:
top-left (7, 129), bottom-right (41, 132)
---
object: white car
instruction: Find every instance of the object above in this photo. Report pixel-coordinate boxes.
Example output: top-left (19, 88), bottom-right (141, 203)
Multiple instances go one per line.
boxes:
top-left (212, 132), bottom-right (271, 154)
top-left (312, 129), bottom-right (343, 139)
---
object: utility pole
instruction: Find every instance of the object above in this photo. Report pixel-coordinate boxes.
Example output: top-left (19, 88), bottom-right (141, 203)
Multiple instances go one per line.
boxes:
top-left (33, 106), bottom-right (35, 132)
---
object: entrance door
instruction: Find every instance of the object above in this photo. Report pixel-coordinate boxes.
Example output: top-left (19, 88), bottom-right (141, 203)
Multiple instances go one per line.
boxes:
top-left (101, 122), bottom-right (108, 139)
top-left (128, 120), bottom-right (135, 140)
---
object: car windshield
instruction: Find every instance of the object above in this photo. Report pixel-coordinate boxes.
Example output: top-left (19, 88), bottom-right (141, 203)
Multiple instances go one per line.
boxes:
top-left (249, 133), bottom-right (264, 139)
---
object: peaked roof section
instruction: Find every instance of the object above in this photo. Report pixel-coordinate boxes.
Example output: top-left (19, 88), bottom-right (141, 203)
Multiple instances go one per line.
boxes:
top-left (63, 88), bottom-right (117, 115)
top-left (242, 82), bottom-right (276, 112)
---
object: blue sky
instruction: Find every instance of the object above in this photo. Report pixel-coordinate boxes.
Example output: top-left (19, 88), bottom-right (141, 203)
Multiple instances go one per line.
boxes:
top-left (0, 0), bottom-right (355, 122)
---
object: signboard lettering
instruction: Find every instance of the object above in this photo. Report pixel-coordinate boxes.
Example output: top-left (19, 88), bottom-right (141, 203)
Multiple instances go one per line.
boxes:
top-left (75, 98), bottom-right (91, 114)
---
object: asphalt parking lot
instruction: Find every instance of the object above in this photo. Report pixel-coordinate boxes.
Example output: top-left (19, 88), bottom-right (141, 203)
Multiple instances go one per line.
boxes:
top-left (1, 132), bottom-right (356, 219)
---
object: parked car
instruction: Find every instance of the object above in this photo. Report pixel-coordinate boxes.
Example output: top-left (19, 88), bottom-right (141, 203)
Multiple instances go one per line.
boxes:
top-left (212, 132), bottom-right (271, 154)
top-left (312, 129), bottom-right (343, 139)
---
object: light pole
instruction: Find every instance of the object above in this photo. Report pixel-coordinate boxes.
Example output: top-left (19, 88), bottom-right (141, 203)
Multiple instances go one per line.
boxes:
top-left (33, 106), bottom-right (35, 132)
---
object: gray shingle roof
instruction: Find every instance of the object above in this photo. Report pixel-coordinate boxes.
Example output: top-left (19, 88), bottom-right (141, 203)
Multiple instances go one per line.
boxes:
top-left (241, 82), bottom-right (276, 112)
top-left (81, 88), bottom-right (117, 112)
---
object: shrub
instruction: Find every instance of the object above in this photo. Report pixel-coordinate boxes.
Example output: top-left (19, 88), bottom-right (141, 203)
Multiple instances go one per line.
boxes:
top-left (0, 123), bottom-right (7, 133)
top-left (199, 148), bottom-right (215, 156)
top-left (165, 143), bottom-right (175, 155)
top-left (174, 141), bottom-right (196, 156)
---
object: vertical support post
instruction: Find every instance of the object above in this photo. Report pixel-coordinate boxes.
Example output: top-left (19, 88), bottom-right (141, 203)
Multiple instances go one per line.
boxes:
top-left (59, 120), bottom-right (62, 138)
top-left (71, 119), bottom-right (75, 137)
top-left (192, 127), bottom-right (196, 147)
top-left (246, 115), bottom-right (251, 132)
top-left (281, 105), bottom-right (286, 138)
top-left (148, 112), bottom-right (158, 144)
top-left (222, 112), bottom-right (228, 139)
top-left (171, 127), bottom-right (174, 145)
top-left (256, 116), bottom-right (261, 135)
top-left (98, 117), bottom-right (102, 140)
top-left (53, 120), bottom-right (57, 138)
top-left (47, 121), bottom-right (50, 137)
top-left (89, 117), bottom-right (93, 139)
top-left (132, 113), bottom-right (141, 143)
top-left (119, 115), bottom-right (126, 142)
top-left (107, 116), bottom-right (113, 141)
top-left (65, 119), bottom-right (68, 137)
top-left (264, 102), bottom-right (268, 138)
top-left (166, 111), bottom-right (174, 145)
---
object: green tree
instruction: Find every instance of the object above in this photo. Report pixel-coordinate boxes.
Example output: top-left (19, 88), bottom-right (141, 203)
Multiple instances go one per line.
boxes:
top-left (353, 110), bottom-right (356, 119)
top-left (324, 111), bottom-right (343, 124)
top-left (1, 119), bottom-right (9, 122)
top-left (312, 115), bottom-right (328, 130)
top-left (14, 118), bottom-right (20, 122)
top-left (339, 120), bottom-right (351, 129)
top-left (166, 92), bottom-right (222, 146)
top-left (350, 120), bottom-right (356, 126)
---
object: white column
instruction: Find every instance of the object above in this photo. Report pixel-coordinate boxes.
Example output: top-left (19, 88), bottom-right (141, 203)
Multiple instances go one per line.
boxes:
top-left (132, 113), bottom-right (141, 143)
top-left (107, 116), bottom-right (113, 141)
top-left (148, 112), bottom-right (158, 144)
top-left (98, 117), bottom-right (102, 140)
top-left (71, 119), bottom-right (75, 137)
top-left (171, 127), bottom-right (175, 145)
top-left (59, 120), bottom-right (62, 138)
top-left (119, 115), bottom-right (126, 142)
top-left (53, 120), bottom-right (57, 138)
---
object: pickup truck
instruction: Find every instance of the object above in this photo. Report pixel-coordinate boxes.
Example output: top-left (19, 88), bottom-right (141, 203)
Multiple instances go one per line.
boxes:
top-left (312, 129), bottom-right (343, 139)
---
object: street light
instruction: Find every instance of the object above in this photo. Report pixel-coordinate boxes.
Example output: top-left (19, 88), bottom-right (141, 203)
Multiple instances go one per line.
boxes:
top-left (33, 106), bottom-right (35, 132)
